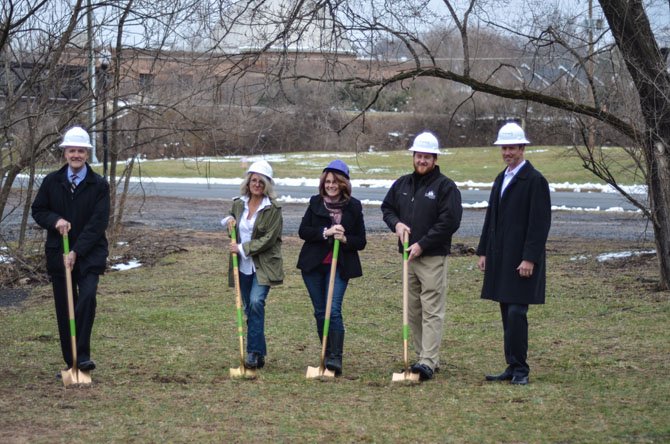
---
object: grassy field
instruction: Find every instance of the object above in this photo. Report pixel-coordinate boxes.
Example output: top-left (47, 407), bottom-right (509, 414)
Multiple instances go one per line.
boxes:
top-left (83, 145), bottom-right (641, 185)
top-left (0, 230), bottom-right (667, 443)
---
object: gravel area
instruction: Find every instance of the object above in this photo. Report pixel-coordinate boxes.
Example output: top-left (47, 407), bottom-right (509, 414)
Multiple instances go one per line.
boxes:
top-left (1, 194), bottom-right (654, 242)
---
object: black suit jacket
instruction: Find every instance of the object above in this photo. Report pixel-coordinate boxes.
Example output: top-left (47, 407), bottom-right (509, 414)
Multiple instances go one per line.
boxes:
top-left (32, 163), bottom-right (110, 276)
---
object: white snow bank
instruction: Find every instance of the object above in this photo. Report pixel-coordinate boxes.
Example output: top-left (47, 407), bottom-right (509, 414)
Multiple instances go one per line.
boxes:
top-left (111, 259), bottom-right (142, 271)
top-left (596, 250), bottom-right (656, 262)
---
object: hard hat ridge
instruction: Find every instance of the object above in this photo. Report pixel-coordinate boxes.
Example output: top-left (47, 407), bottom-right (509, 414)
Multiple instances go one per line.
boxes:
top-left (59, 126), bottom-right (93, 149)
top-left (247, 160), bottom-right (274, 181)
top-left (323, 159), bottom-right (350, 179)
top-left (408, 132), bottom-right (441, 155)
top-left (493, 122), bottom-right (530, 145)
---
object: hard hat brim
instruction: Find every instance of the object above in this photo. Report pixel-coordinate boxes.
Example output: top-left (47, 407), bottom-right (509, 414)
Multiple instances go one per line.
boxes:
top-left (59, 142), bottom-right (93, 149)
top-left (408, 147), bottom-right (441, 154)
top-left (493, 138), bottom-right (530, 145)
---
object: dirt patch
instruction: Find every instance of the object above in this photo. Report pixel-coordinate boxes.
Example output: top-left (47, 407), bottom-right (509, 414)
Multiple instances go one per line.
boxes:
top-left (0, 288), bottom-right (29, 308)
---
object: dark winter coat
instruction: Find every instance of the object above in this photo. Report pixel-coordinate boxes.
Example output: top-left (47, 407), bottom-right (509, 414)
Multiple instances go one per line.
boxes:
top-left (381, 165), bottom-right (462, 255)
top-left (297, 195), bottom-right (366, 280)
top-left (31, 163), bottom-right (110, 277)
top-left (227, 197), bottom-right (284, 287)
top-left (476, 161), bottom-right (552, 304)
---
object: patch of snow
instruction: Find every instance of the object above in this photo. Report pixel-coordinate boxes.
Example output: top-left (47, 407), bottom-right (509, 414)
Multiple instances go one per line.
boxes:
top-left (552, 205), bottom-right (640, 213)
top-left (463, 201), bottom-right (489, 209)
top-left (111, 259), bottom-right (142, 271)
top-left (570, 255), bottom-right (590, 261)
top-left (596, 250), bottom-right (656, 262)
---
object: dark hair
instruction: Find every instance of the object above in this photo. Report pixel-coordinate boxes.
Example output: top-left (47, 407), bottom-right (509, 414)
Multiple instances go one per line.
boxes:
top-left (319, 170), bottom-right (351, 201)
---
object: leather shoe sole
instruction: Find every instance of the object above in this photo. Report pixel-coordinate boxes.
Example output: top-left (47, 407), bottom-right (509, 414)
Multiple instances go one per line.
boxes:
top-left (411, 363), bottom-right (434, 381)
top-left (78, 360), bottom-right (96, 372)
top-left (485, 371), bottom-right (513, 381)
top-left (511, 375), bottom-right (529, 385)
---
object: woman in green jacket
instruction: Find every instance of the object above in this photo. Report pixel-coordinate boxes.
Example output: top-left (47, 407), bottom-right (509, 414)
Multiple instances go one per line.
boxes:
top-left (222, 160), bottom-right (284, 370)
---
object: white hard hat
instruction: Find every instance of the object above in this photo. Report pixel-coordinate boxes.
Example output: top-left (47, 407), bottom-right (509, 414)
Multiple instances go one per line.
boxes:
top-left (59, 126), bottom-right (93, 149)
top-left (493, 122), bottom-right (530, 145)
top-left (247, 160), bottom-right (273, 181)
top-left (408, 132), bottom-right (441, 155)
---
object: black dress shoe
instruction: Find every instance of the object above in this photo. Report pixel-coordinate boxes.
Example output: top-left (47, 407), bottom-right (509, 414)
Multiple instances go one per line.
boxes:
top-left (78, 360), bottom-right (96, 371)
top-left (410, 363), bottom-right (434, 381)
top-left (485, 370), bottom-right (513, 381)
top-left (244, 353), bottom-right (259, 369)
top-left (510, 375), bottom-right (529, 385)
top-left (257, 355), bottom-right (265, 369)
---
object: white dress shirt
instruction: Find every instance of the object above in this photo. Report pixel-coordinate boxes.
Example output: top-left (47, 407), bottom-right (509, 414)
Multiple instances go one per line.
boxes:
top-left (224, 196), bottom-right (271, 275)
top-left (500, 160), bottom-right (526, 197)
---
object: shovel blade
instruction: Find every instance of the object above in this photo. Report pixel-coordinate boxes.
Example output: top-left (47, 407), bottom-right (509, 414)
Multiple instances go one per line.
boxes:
top-left (392, 371), bottom-right (420, 383)
top-left (229, 366), bottom-right (257, 379)
top-left (61, 368), bottom-right (92, 386)
top-left (305, 365), bottom-right (335, 379)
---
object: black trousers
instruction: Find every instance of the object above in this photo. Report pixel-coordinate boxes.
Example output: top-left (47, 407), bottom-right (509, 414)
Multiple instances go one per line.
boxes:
top-left (51, 271), bottom-right (99, 368)
top-left (500, 303), bottom-right (529, 377)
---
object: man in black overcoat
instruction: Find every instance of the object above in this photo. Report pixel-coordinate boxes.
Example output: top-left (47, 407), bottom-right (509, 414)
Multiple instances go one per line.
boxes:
top-left (32, 126), bottom-right (110, 374)
top-left (476, 122), bottom-right (551, 385)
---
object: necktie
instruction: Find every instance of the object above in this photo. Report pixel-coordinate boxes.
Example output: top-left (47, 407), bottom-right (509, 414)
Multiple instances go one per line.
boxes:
top-left (70, 174), bottom-right (77, 193)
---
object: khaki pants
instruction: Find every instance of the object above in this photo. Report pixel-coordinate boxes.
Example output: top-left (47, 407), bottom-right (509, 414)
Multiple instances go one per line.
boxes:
top-left (407, 254), bottom-right (448, 370)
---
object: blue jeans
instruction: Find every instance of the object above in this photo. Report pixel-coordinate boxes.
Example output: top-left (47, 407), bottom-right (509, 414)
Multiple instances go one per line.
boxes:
top-left (302, 265), bottom-right (349, 336)
top-left (238, 272), bottom-right (270, 356)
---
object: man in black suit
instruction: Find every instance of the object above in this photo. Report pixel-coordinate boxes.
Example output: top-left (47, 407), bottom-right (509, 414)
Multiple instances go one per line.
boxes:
top-left (476, 122), bottom-right (552, 385)
top-left (32, 126), bottom-right (110, 374)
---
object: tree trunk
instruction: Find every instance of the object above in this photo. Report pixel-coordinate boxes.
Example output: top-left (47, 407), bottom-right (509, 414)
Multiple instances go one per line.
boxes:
top-left (0, 166), bottom-right (21, 221)
top-left (600, 0), bottom-right (670, 289)
top-left (18, 157), bottom-right (36, 250)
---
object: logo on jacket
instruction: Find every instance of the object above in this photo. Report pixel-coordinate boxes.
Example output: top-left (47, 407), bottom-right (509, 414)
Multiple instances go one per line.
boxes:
top-left (425, 190), bottom-right (436, 200)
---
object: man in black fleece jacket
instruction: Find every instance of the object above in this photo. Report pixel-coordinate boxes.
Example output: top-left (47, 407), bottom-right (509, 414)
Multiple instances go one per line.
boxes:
top-left (381, 131), bottom-right (462, 381)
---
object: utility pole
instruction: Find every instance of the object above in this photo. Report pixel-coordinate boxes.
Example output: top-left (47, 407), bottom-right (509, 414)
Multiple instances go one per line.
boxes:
top-left (587, 0), bottom-right (595, 149)
top-left (87, 0), bottom-right (99, 163)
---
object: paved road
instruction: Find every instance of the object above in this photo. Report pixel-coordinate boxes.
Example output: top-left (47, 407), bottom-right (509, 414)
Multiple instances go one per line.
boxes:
top-left (132, 181), bottom-right (645, 212)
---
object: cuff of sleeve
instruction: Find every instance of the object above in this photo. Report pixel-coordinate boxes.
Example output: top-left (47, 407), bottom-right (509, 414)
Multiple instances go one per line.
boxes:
top-left (237, 244), bottom-right (247, 259)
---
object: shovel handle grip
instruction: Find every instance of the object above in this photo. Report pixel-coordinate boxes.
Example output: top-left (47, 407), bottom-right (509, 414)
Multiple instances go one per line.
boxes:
top-left (63, 234), bottom-right (70, 255)
top-left (230, 225), bottom-right (239, 269)
top-left (402, 232), bottom-right (409, 261)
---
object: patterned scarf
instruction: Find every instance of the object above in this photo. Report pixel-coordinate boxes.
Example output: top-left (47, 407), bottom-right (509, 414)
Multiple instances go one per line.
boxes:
top-left (323, 196), bottom-right (348, 224)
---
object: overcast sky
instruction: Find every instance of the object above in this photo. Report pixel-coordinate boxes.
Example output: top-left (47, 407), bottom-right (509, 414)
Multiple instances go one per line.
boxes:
top-left (428, 0), bottom-right (670, 47)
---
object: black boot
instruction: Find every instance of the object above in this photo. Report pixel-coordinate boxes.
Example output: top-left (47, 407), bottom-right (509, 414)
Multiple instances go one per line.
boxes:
top-left (325, 330), bottom-right (344, 376)
top-left (316, 318), bottom-right (332, 357)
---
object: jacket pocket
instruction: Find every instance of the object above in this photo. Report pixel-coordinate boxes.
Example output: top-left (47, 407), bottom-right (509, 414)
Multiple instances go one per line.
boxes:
top-left (260, 252), bottom-right (284, 283)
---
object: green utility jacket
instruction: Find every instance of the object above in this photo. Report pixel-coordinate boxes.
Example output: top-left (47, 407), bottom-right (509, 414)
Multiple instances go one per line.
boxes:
top-left (227, 197), bottom-right (284, 287)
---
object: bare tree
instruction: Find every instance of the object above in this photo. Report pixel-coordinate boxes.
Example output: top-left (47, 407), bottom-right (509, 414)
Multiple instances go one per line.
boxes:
top-left (265, 0), bottom-right (670, 289)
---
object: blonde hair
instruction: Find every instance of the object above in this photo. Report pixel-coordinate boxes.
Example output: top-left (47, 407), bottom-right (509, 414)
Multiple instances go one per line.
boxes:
top-left (319, 171), bottom-right (351, 201)
top-left (240, 173), bottom-right (276, 199)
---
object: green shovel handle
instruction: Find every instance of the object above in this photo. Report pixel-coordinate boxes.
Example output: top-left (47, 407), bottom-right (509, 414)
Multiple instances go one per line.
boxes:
top-left (230, 224), bottom-right (239, 269)
top-left (63, 234), bottom-right (70, 255)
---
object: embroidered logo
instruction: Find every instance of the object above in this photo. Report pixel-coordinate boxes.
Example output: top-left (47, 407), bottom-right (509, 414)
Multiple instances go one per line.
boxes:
top-left (425, 190), bottom-right (436, 200)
